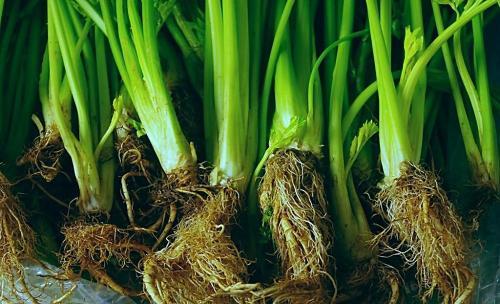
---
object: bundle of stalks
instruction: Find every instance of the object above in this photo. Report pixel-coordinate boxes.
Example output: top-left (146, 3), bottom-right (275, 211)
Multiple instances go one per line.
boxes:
top-left (88, 0), bottom-right (199, 249)
top-left (432, 1), bottom-right (499, 192)
top-left (43, 0), bottom-right (136, 294)
top-left (252, 1), bottom-right (332, 302)
top-left (1, 0), bottom-right (499, 302)
top-left (364, 0), bottom-right (499, 301)
top-left (142, 0), bottom-right (265, 301)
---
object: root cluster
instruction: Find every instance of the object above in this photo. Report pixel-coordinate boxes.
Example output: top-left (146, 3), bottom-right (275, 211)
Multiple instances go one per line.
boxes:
top-left (61, 221), bottom-right (149, 296)
top-left (0, 173), bottom-right (36, 301)
top-left (143, 186), bottom-right (257, 304)
top-left (374, 162), bottom-right (473, 303)
top-left (258, 149), bottom-right (332, 303)
top-left (18, 130), bottom-right (64, 182)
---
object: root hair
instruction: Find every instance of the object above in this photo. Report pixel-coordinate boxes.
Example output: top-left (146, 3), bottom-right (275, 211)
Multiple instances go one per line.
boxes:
top-left (374, 162), bottom-right (473, 303)
top-left (61, 221), bottom-right (149, 272)
top-left (143, 186), bottom-right (257, 304)
top-left (0, 173), bottom-right (36, 301)
top-left (17, 130), bottom-right (64, 182)
top-left (258, 149), bottom-right (332, 302)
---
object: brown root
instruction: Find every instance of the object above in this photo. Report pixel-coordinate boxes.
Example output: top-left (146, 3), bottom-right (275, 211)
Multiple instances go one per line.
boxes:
top-left (345, 259), bottom-right (377, 290)
top-left (388, 275), bottom-right (400, 304)
top-left (374, 162), bottom-right (473, 303)
top-left (0, 173), bottom-right (37, 301)
top-left (150, 166), bottom-right (197, 246)
top-left (87, 266), bottom-right (142, 297)
top-left (258, 149), bottom-right (332, 303)
top-left (61, 221), bottom-right (150, 295)
top-left (17, 130), bottom-right (64, 182)
top-left (256, 272), bottom-right (336, 304)
top-left (152, 202), bottom-right (176, 250)
top-left (120, 161), bottom-right (197, 247)
top-left (116, 133), bottom-right (152, 180)
top-left (152, 166), bottom-right (198, 208)
top-left (328, 264), bottom-right (401, 304)
top-left (61, 221), bottom-right (150, 270)
top-left (143, 186), bottom-right (257, 304)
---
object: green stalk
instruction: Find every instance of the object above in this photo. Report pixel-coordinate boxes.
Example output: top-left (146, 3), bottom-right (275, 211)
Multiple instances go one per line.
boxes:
top-left (322, 0), bottom-right (338, 109)
top-left (48, 0), bottom-right (119, 212)
top-left (399, 0), bottom-right (498, 122)
top-left (258, 0), bottom-right (295, 158)
top-left (329, 0), bottom-right (355, 184)
top-left (297, 0), bottom-right (322, 151)
top-left (212, 0), bottom-right (247, 187)
top-left (247, 0), bottom-right (264, 177)
top-left (431, 2), bottom-right (487, 183)
top-left (380, 0), bottom-right (391, 59)
top-left (203, 8), bottom-right (216, 162)
top-left (405, 0), bottom-right (427, 162)
top-left (72, 17), bottom-right (99, 147)
top-left (99, 0), bottom-right (195, 175)
top-left (292, 0), bottom-right (314, 103)
top-left (0, 0), bottom-right (4, 24)
top-left (246, 0), bottom-right (265, 264)
top-left (367, 0), bottom-right (412, 179)
top-left (171, 4), bottom-right (204, 61)
top-left (204, 0), bottom-right (261, 221)
top-left (0, 1), bottom-right (20, 139)
top-left (206, 0), bottom-right (223, 164)
top-left (205, 0), bottom-right (255, 190)
top-left (4, 5), bottom-right (43, 164)
top-left (329, 0), bottom-right (374, 262)
top-left (343, 82), bottom-right (377, 139)
top-left (94, 28), bottom-right (115, 211)
top-left (472, 15), bottom-right (499, 187)
top-left (54, 1), bottom-right (94, 155)
top-left (75, 0), bottom-right (106, 35)
top-left (2, 10), bottom-right (28, 138)
top-left (272, 20), bottom-right (305, 148)
top-left (48, 0), bottom-right (98, 211)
